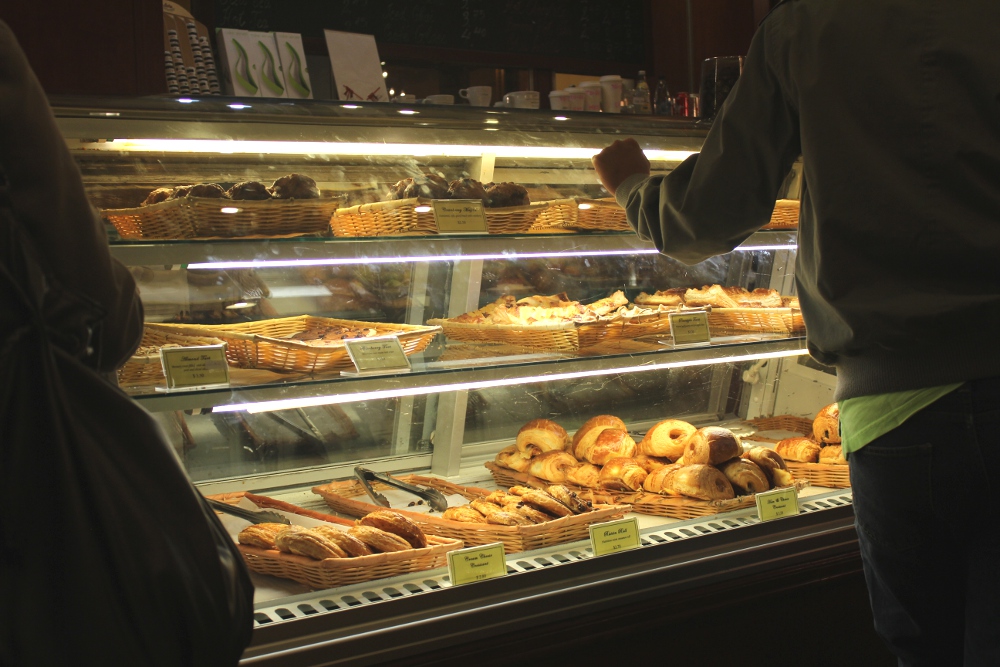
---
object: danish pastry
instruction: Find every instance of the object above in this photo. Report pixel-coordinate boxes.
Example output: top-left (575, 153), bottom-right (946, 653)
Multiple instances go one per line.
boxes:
top-left (358, 510), bottom-right (427, 549)
top-left (470, 498), bottom-right (533, 526)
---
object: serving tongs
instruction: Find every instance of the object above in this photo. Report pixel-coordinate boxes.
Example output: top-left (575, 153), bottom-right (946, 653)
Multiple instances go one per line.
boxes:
top-left (206, 498), bottom-right (291, 525)
top-left (354, 467), bottom-right (449, 512)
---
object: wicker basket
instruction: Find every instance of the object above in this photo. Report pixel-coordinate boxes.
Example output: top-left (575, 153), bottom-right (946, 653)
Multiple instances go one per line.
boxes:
top-left (762, 199), bottom-right (800, 230)
top-left (206, 490), bottom-right (463, 590)
top-left (312, 475), bottom-right (629, 554)
top-left (707, 307), bottom-right (805, 336)
top-left (743, 415), bottom-right (851, 488)
top-left (144, 316), bottom-right (441, 373)
top-left (485, 461), bottom-right (807, 520)
top-left (330, 198), bottom-right (547, 237)
top-left (532, 198), bottom-right (629, 232)
top-left (104, 196), bottom-right (345, 240)
top-left (425, 317), bottom-right (624, 353)
top-left (117, 327), bottom-right (227, 387)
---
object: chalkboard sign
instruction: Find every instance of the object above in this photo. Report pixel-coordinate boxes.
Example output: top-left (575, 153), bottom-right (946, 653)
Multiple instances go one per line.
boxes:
top-left (212, 0), bottom-right (645, 63)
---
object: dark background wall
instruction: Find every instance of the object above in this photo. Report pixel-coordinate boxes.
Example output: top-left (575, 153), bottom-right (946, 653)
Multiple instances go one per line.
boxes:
top-left (1, 0), bottom-right (774, 102)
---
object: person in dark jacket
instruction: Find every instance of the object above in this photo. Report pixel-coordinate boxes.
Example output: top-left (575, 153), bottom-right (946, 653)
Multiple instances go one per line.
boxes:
top-left (593, 1), bottom-right (1000, 665)
top-left (0, 20), bottom-right (253, 665)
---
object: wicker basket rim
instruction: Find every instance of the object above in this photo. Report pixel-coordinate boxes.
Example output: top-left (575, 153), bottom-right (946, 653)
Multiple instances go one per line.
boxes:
top-left (237, 533), bottom-right (462, 568)
top-left (335, 197), bottom-right (548, 216)
top-left (104, 195), bottom-right (346, 215)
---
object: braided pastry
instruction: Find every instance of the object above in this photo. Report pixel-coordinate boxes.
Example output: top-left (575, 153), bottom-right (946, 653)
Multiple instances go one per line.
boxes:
top-left (358, 510), bottom-right (428, 549)
top-left (347, 525), bottom-right (412, 553)
top-left (311, 525), bottom-right (374, 557)
top-left (277, 529), bottom-right (348, 560)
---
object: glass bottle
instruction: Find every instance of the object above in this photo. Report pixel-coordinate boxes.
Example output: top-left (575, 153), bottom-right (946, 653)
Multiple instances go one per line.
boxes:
top-left (633, 70), bottom-right (652, 114)
top-left (654, 77), bottom-right (671, 115)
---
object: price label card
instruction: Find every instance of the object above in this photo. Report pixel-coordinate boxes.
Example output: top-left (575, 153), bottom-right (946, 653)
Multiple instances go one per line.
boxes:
top-left (589, 517), bottom-right (641, 556)
top-left (755, 487), bottom-right (800, 522)
top-left (432, 199), bottom-right (488, 234)
top-left (344, 336), bottom-right (411, 375)
top-left (159, 344), bottom-right (230, 390)
top-left (668, 310), bottom-right (712, 346)
top-left (447, 542), bottom-right (507, 586)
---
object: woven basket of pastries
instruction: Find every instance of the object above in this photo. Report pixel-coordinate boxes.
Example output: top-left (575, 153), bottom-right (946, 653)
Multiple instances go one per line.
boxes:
top-left (312, 475), bottom-right (628, 554)
top-left (428, 291), bottom-right (674, 353)
top-left (211, 492), bottom-right (463, 589)
top-left (531, 197), bottom-right (630, 232)
top-left (104, 175), bottom-right (345, 240)
top-left (742, 406), bottom-right (849, 488)
top-left (633, 284), bottom-right (805, 336)
top-left (117, 326), bottom-right (227, 387)
top-left (330, 177), bottom-right (546, 237)
top-left (488, 416), bottom-right (806, 520)
top-left (761, 199), bottom-right (800, 229)
top-left (144, 316), bottom-right (440, 373)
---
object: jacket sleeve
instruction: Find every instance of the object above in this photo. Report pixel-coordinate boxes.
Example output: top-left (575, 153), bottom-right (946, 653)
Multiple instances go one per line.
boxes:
top-left (616, 18), bottom-right (801, 265)
top-left (0, 21), bottom-right (142, 372)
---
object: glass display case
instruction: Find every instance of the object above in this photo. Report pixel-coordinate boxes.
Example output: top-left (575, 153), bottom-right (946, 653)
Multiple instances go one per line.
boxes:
top-left (54, 96), bottom-right (851, 664)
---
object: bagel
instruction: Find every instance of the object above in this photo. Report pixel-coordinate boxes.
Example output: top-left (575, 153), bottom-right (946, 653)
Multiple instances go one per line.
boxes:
top-left (638, 419), bottom-right (697, 460)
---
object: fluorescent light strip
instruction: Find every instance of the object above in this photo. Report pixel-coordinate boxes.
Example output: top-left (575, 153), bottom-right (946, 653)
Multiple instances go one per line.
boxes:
top-left (187, 247), bottom-right (660, 270)
top-left (88, 138), bottom-right (694, 162)
top-left (212, 347), bottom-right (808, 414)
top-left (733, 245), bottom-right (798, 252)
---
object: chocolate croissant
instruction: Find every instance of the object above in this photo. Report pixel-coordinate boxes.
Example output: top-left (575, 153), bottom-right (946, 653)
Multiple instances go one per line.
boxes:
top-left (516, 418), bottom-right (570, 457)
top-left (717, 458), bottom-right (770, 495)
top-left (565, 462), bottom-right (601, 488)
top-left (776, 437), bottom-right (821, 463)
top-left (526, 450), bottom-right (578, 483)
top-left (667, 464), bottom-right (735, 501)
top-left (581, 428), bottom-right (637, 466)
top-left (682, 426), bottom-right (742, 466)
top-left (599, 456), bottom-right (648, 491)
top-left (495, 444), bottom-right (532, 472)
top-left (743, 446), bottom-right (795, 487)
top-left (571, 415), bottom-right (627, 460)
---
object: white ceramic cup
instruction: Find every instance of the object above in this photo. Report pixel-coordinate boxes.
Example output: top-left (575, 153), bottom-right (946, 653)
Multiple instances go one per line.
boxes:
top-left (548, 90), bottom-right (571, 111)
top-left (599, 75), bottom-right (623, 113)
top-left (459, 85), bottom-right (492, 107)
top-left (422, 94), bottom-right (455, 105)
top-left (561, 87), bottom-right (586, 111)
top-left (503, 90), bottom-right (540, 109)
top-left (578, 81), bottom-right (603, 112)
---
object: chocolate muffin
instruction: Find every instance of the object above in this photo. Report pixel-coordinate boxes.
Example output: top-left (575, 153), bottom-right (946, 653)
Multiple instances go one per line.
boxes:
top-left (269, 173), bottom-right (319, 199)
top-left (141, 187), bottom-right (174, 206)
top-left (447, 178), bottom-right (488, 203)
top-left (387, 174), bottom-right (449, 200)
top-left (227, 181), bottom-right (272, 200)
top-left (485, 182), bottom-right (530, 208)
top-left (170, 183), bottom-right (228, 199)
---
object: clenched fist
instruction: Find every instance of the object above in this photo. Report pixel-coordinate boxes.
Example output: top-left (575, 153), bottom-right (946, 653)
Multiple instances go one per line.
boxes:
top-left (592, 138), bottom-right (651, 195)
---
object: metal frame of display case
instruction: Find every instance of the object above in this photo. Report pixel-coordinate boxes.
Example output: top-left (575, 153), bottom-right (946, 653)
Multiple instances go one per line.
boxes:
top-left (51, 97), bottom-right (843, 665)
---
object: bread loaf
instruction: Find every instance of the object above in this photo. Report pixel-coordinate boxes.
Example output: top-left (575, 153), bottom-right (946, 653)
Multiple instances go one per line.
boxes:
top-left (683, 427), bottom-right (742, 465)
top-left (598, 456), bottom-right (648, 491)
top-left (742, 446), bottom-right (795, 487)
top-left (638, 419), bottom-right (697, 460)
top-left (516, 418), bottom-right (570, 456)
top-left (571, 415), bottom-right (627, 460)
top-left (526, 450), bottom-right (579, 483)
top-left (776, 437), bottom-right (821, 463)
top-left (667, 464), bottom-right (735, 501)
top-left (717, 458), bottom-right (770, 495)
top-left (813, 403), bottom-right (841, 444)
top-left (565, 462), bottom-right (601, 488)
top-left (582, 428), bottom-right (637, 465)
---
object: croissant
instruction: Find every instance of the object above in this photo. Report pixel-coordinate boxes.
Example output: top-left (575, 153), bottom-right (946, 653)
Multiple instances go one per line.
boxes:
top-left (495, 444), bottom-right (532, 472)
top-left (682, 427), bottom-right (742, 466)
top-left (717, 458), bottom-right (770, 495)
top-left (582, 428), bottom-right (637, 466)
top-left (819, 444), bottom-right (847, 465)
top-left (742, 446), bottom-right (795, 487)
top-left (516, 418), bottom-right (570, 456)
top-left (634, 453), bottom-right (673, 473)
top-left (813, 403), bottom-right (841, 444)
top-left (571, 415), bottom-right (627, 460)
top-left (776, 437), bottom-right (821, 463)
top-left (638, 419), bottom-right (697, 460)
top-left (599, 456), bottom-right (648, 491)
top-left (667, 464), bottom-right (735, 501)
top-left (527, 450), bottom-right (579, 483)
top-left (565, 462), bottom-right (601, 488)
top-left (641, 463), bottom-right (683, 494)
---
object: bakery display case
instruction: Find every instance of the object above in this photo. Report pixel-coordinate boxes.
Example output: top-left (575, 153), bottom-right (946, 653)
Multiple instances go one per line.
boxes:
top-left (54, 96), bottom-right (852, 664)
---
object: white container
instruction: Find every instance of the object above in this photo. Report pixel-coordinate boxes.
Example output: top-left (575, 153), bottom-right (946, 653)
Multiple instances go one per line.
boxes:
top-left (599, 75), bottom-right (623, 113)
top-left (549, 90), bottom-right (571, 111)
top-left (578, 81), bottom-right (603, 111)
top-left (459, 85), bottom-right (492, 107)
top-left (503, 90), bottom-right (540, 109)
top-left (561, 87), bottom-right (586, 111)
top-left (422, 94), bottom-right (455, 105)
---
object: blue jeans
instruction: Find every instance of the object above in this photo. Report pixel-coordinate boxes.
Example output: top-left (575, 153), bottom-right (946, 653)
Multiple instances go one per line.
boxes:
top-left (850, 378), bottom-right (1000, 667)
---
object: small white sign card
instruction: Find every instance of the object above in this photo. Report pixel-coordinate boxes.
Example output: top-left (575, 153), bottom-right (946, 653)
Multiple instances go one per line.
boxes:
top-left (324, 30), bottom-right (388, 102)
top-left (343, 335), bottom-right (412, 376)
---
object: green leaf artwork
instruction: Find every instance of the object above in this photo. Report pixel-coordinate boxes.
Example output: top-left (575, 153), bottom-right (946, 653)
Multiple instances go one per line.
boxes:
top-left (232, 39), bottom-right (258, 95)
top-left (258, 40), bottom-right (285, 96)
top-left (285, 42), bottom-right (311, 97)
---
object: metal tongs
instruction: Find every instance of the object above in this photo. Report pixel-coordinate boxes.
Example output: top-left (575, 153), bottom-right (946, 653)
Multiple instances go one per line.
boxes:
top-left (354, 467), bottom-right (449, 512)
top-left (206, 498), bottom-right (291, 525)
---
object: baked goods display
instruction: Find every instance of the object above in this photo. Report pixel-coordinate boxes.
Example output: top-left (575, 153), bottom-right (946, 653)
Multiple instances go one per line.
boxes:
top-left (286, 324), bottom-right (379, 345)
top-left (227, 180), bottom-right (271, 200)
top-left (776, 436), bottom-right (822, 463)
top-left (813, 403), bottom-right (841, 444)
top-left (384, 175), bottom-right (530, 209)
top-left (236, 509), bottom-right (428, 562)
top-left (635, 284), bottom-right (795, 310)
top-left (439, 485), bottom-right (594, 526)
top-left (449, 291), bottom-right (629, 327)
top-left (492, 415), bottom-right (796, 508)
top-left (139, 173), bottom-right (324, 206)
top-left (743, 404), bottom-right (849, 489)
